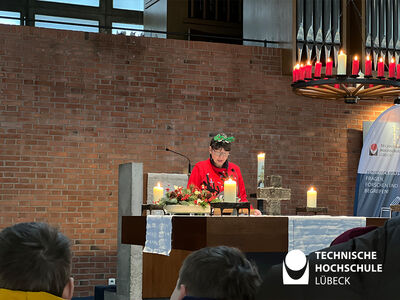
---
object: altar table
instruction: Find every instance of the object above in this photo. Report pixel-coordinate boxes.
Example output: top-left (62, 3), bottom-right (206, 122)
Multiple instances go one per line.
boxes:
top-left (121, 216), bottom-right (385, 298)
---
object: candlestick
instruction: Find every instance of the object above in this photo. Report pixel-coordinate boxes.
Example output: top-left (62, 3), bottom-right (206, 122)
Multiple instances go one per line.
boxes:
top-left (153, 182), bottom-right (164, 204)
top-left (351, 55), bottom-right (359, 76)
top-left (305, 61), bottom-right (312, 79)
top-left (337, 50), bottom-right (347, 75)
top-left (307, 187), bottom-right (317, 208)
top-left (224, 178), bottom-right (237, 203)
top-left (377, 58), bottom-right (384, 78)
top-left (257, 153), bottom-right (265, 188)
top-left (389, 57), bottom-right (396, 79)
top-left (325, 58), bottom-right (333, 77)
top-left (314, 61), bottom-right (322, 78)
top-left (365, 55), bottom-right (372, 77)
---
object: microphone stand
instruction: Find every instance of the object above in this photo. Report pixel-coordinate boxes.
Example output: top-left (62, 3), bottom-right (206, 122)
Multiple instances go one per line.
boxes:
top-left (166, 148), bottom-right (191, 176)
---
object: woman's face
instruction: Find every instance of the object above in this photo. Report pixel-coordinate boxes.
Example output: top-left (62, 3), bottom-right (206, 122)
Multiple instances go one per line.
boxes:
top-left (209, 146), bottom-right (230, 168)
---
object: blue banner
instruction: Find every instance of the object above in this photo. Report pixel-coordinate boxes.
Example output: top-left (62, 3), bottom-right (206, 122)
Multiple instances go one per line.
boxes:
top-left (354, 105), bottom-right (400, 217)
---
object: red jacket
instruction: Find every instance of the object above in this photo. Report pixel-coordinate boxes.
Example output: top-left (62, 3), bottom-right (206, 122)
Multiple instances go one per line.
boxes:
top-left (187, 159), bottom-right (248, 202)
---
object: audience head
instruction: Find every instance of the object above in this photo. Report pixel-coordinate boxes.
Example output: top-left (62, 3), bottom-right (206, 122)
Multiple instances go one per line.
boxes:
top-left (171, 246), bottom-right (261, 300)
top-left (0, 222), bottom-right (74, 299)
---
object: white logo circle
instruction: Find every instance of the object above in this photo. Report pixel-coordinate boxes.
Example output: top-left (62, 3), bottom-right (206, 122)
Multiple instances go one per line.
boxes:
top-left (285, 250), bottom-right (307, 271)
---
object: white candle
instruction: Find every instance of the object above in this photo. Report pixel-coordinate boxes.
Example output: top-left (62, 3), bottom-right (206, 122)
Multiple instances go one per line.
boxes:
top-left (307, 187), bottom-right (317, 208)
top-left (153, 182), bottom-right (163, 204)
top-left (224, 178), bottom-right (237, 203)
top-left (257, 153), bottom-right (265, 188)
top-left (337, 50), bottom-right (347, 75)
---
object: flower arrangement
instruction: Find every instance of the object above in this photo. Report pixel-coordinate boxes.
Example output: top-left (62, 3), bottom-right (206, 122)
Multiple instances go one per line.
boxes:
top-left (156, 184), bottom-right (220, 208)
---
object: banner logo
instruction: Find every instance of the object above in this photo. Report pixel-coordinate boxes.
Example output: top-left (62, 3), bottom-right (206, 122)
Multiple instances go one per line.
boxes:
top-left (282, 250), bottom-right (309, 285)
top-left (369, 143), bottom-right (378, 156)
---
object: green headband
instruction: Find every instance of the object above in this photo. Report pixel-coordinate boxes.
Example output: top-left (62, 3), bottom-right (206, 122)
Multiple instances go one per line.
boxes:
top-left (213, 134), bottom-right (235, 143)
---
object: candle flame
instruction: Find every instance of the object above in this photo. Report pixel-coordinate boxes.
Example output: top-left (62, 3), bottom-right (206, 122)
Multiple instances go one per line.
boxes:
top-left (307, 60), bottom-right (311, 65)
top-left (157, 182), bottom-right (161, 188)
top-left (225, 178), bottom-right (236, 184)
top-left (379, 57), bottom-right (383, 62)
top-left (366, 55), bottom-right (370, 61)
top-left (339, 50), bottom-right (344, 55)
top-left (392, 57), bottom-right (395, 63)
top-left (354, 55), bottom-right (358, 61)
top-left (296, 64), bottom-right (300, 70)
top-left (308, 187), bottom-right (316, 192)
top-left (327, 57), bottom-right (331, 62)
top-left (257, 153), bottom-right (265, 159)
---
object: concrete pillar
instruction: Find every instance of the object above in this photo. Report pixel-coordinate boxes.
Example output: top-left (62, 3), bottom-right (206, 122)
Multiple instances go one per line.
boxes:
top-left (117, 163), bottom-right (143, 300)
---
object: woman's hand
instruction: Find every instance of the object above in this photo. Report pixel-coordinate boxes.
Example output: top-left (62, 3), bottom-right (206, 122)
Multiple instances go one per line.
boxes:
top-left (251, 209), bottom-right (262, 216)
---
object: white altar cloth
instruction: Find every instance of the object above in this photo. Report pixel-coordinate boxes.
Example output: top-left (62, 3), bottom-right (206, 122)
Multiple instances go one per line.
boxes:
top-left (288, 216), bottom-right (366, 255)
top-left (143, 215), bottom-right (172, 256)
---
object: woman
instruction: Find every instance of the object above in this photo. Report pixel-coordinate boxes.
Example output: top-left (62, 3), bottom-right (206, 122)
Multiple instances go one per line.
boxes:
top-left (188, 133), bottom-right (261, 215)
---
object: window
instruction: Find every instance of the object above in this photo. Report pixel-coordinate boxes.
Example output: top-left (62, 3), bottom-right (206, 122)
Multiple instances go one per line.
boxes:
top-left (0, 11), bottom-right (20, 26)
top-left (113, 0), bottom-right (143, 11)
top-left (112, 22), bottom-right (143, 36)
top-left (38, 0), bottom-right (99, 6)
top-left (35, 15), bottom-right (99, 32)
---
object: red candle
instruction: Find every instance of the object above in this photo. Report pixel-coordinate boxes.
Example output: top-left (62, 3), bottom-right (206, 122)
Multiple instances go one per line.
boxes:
top-left (314, 61), bottom-right (322, 78)
top-left (352, 55), bottom-right (359, 76)
top-left (325, 58), bottom-right (333, 77)
top-left (389, 57), bottom-right (396, 79)
top-left (365, 55), bottom-right (372, 76)
top-left (305, 61), bottom-right (312, 79)
top-left (397, 64), bottom-right (400, 80)
top-left (299, 64), bottom-right (305, 81)
top-left (293, 64), bottom-right (300, 82)
top-left (377, 58), bottom-right (384, 77)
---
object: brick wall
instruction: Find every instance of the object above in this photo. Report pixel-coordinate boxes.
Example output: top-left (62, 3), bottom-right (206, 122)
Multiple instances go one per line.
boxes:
top-left (0, 24), bottom-right (393, 296)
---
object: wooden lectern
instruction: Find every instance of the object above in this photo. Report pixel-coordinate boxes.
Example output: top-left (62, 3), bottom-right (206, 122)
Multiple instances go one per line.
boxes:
top-left (121, 216), bottom-right (386, 298)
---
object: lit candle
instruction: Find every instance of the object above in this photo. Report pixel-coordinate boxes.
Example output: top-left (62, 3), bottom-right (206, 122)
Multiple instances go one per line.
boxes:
top-left (305, 61), bottom-right (312, 79)
top-left (389, 57), bottom-right (396, 79)
top-left (257, 153), bottom-right (265, 188)
top-left (314, 61), bottom-right (322, 78)
top-left (307, 187), bottom-right (317, 208)
top-left (397, 64), bottom-right (400, 80)
top-left (224, 178), bottom-right (237, 203)
top-left (293, 65), bottom-right (300, 82)
top-left (295, 64), bottom-right (300, 81)
top-left (299, 64), bottom-right (305, 81)
top-left (325, 58), bottom-right (333, 77)
top-left (337, 50), bottom-right (347, 75)
top-left (153, 182), bottom-right (163, 204)
top-left (377, 57), bottom-right (384, 77)
top-left (352, 55), bottom-right (359, 76)
top-left (365, 55), bottom-right (372, 77)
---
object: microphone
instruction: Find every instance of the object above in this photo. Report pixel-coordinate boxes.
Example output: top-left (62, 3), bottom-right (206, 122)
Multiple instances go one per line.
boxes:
top-left (166, 148), bottom-right (191, 175)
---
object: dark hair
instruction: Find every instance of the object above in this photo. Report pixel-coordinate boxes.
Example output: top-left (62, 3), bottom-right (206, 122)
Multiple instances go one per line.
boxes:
top-left (210, 133), bottom-right (232, 152)
top-left (178, 246), bottom-right (261, 300)
top-left (0, 222), bottom-right (72, 297)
